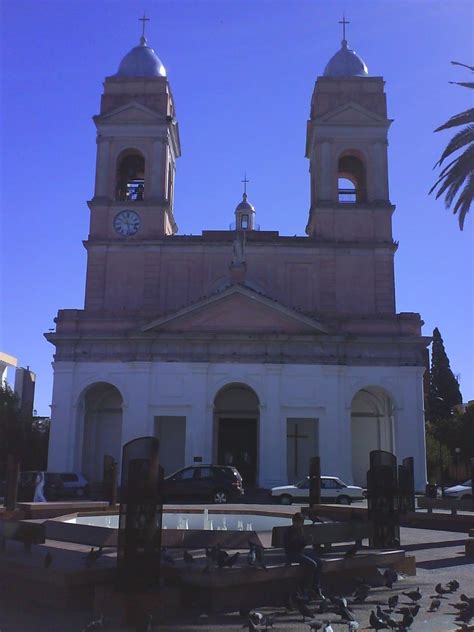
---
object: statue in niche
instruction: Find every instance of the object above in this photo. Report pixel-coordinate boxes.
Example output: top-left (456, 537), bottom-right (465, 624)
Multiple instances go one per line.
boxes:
top-left (232, 231), bottom-right (246, 265)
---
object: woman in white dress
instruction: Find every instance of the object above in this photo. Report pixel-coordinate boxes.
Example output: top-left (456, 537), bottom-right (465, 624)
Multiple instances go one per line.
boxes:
top-left (33, 471), bottom-right (47, 502)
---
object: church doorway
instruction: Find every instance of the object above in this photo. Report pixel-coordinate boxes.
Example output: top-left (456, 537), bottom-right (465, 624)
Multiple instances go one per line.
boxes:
top-left (81, 383), bottom-right (123, 482)
top-left (351, 387), bottom-right (395, 487)
top-left (214, 384), bottom-right (259, 487)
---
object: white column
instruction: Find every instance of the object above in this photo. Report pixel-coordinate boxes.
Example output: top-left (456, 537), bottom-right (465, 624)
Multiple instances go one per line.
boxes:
top-left (94, 137), bottom-right (111, 197)
top-left (394, 369), bottom-right (427, 492)
top-left (48, 363), bottom-right (77, 471)
top-left (184, 365), bottom-right (209, 465)
top-left (259, 366), bottom-right (286, 488)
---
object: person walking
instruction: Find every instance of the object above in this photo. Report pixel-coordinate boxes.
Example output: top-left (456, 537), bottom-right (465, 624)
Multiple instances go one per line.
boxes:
top-left (33, 471), bottom-right (47, 502)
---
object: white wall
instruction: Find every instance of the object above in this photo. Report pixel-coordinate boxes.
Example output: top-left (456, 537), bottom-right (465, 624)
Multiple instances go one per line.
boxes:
top-left (48, 360), bottom-right (427, 490)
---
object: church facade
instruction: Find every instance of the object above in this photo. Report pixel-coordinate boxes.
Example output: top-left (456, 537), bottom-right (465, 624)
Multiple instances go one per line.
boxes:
top-left (46, 29), bottom-right (428, 491)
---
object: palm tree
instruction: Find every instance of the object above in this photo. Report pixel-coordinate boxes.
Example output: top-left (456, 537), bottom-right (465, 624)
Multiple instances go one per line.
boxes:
top-left (430, 62), bottom-right (474, 230)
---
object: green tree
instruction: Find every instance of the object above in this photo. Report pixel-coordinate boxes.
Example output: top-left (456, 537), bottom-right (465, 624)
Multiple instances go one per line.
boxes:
top-left (0, 384), bottom-right (24, 474)
top-left (428, 327), bottom-right (462, 424)
top-left (430, 61), bottom-right (474, 230)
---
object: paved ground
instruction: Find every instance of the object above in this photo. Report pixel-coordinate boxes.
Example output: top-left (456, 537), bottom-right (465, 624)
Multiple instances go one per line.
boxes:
top-left (0, 519), bottom-right (473, 631)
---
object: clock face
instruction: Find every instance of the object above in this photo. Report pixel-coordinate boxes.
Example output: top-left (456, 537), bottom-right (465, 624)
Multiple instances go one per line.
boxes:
top-left (113, 210), bottom-right (141, 236)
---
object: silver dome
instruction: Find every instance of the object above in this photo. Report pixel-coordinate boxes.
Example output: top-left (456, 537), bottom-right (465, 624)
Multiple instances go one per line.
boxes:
top-left (323, 40), bottom-right (368, 77)
top-left (116, 36), bottom-right (166, 78)
top-left (236, 193), bottom-right (255, 212)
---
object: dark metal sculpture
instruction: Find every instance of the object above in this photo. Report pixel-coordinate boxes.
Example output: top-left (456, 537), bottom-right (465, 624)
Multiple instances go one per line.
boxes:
top-left (103, 454), bottom-right (118, 505)
top-left (116, 437), bottom-right (163, 592)
top-left (309, 456), bottom-right (321, 507)
top-left (398, 456), bottom-right (415, 514)
top-left (367, 450), bottom-right (400, 548)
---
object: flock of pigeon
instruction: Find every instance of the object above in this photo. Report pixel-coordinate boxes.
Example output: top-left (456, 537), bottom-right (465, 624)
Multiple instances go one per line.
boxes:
top-left (239, 575), bottom-right (474, 631)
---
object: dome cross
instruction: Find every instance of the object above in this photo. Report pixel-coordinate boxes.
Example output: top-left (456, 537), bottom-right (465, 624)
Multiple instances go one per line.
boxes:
top-left (241, 173), bottom-right (250, 195)
top-left (338, 14), bottom-right (349, 44)
top-left (139, 12), bottom-right (150, 42)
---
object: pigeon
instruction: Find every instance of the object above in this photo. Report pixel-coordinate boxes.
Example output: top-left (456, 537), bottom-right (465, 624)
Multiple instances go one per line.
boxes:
top-left (217, 548), bottom-right (229, 568)
top-left (428, 598), bottom-right (441, 612)
top-left (183, 549), bottom-right (194, 565)
top-left (388, 595), bottom-right (398, 611)
top-left (376, 605), bottom-right (391, 623)
top-left (81, 614), bottom-right (104, 631)
top-left (295, 595), bottom-right (314, 621)
top-left (306, 621), bottom-right (324, 631)
top-left (353, 585), bottom-right (370, 602)
top-left (369, 610), bottom-right (388, 629)
top-left (410, 604), bottom-right (420, 617)
top-left (161, 547), bottom-right (175, 565)
top-left (323, 623), bottom-right (333, 632)
top-left (44, 551), bottom-right (53, 568)
top-left (402, 588), bottom-right (422, 603)
top-left (460, 594), bottom-right (474, 607)
top-left (382, 568), bottom-right (399, 589)
top-left (401, 611), bottom-right (414, 629)
top-left (456, 609), bottom-right (474, 624)
top-left (248, 541), bottom-right (266, 570)
top-left (135, 613), bottom-right (153, 632)
top-left (86, 546), bottom-right (103, 567)
top-left (348, 623), bottom-right (359, 631)
top-left (434, 582), bottom-right (450, 596)
top-left (224, 551), bottom-right (240, 567)
top-left (448, 579), bottom-right (460, 592)
top-left (384, 616), bottom-right (400, 630)
top-left (261, 613), bottom-right (275, 628)
top-left (249, 611), bottom-right (264, 625)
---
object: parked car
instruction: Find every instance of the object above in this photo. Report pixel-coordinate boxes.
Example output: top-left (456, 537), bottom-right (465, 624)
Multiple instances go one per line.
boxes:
top-left (270, 476), bottom-right (365, 505)
top-left (164, 465), bottom-right (244, 504)
top-left (443, 479), bottom-right (472, 499)
top-left (1, 471), bottom-right (89, 502)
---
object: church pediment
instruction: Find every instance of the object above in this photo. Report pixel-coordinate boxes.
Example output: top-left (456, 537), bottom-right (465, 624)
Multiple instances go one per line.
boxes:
top-left (315, 102), bottom-right (390, 126)
top-left (142, 285), bottom-right (328, 335)
top-left (94, 101), bottom-right (162, 125)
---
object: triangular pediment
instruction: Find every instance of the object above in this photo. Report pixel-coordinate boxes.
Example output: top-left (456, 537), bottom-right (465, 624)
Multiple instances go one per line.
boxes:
top-left (316, 102), bottom-right (390, 126)
top-left (142, 285), bottom-right (328, 335)
top-left (94, 101), bottom-right (163, 125)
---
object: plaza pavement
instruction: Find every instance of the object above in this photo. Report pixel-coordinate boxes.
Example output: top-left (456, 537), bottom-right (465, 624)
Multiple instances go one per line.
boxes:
top-left (0, 515), bottom-right (473, 631)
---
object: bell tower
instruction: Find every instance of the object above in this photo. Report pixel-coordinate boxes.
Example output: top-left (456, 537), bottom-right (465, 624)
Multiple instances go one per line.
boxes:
top-left (305, 20), bottom-right (394, 242)
top-left (88, 22), bottom-right (181, 241)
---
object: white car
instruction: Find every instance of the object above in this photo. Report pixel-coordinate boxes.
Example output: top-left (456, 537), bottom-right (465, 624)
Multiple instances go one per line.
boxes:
top-left (443, 480), bottom-right (472, 499)
top-left (271, 476), bottom-right (365, 505)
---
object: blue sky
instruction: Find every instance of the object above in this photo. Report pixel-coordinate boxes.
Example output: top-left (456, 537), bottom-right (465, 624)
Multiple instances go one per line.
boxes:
top-left (1, 0), bottom-right (473, 415)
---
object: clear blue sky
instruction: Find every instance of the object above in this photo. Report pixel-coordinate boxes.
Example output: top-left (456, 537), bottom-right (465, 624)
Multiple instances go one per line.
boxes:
top-left (1, 0), bottom-right (473, 415)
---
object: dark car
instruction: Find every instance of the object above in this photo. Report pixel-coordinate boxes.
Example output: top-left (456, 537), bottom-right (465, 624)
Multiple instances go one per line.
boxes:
top-left (164, 465), bottom-right (244, 504)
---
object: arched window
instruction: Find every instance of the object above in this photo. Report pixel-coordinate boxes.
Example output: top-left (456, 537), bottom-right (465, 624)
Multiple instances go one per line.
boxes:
top-left (338, 154), bottom-right (367, 203)
top-left (116, 151), bottom-right (145, 202)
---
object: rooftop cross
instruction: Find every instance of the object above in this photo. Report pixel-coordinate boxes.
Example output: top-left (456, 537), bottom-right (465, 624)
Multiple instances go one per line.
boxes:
top-left (139, 12), bottom-right (150, 41)
top-left (338, 14), bottom-right (349, 43)
top-left (241, 173), bottom-right (250, 195)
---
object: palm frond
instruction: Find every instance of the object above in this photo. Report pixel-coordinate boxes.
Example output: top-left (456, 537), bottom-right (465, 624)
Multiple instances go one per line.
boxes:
top-left (452, 172), bottom-right (474, 229)
top-left (449, 81), bottom-right (474, 89)
top-left (436, 125), bottom-right (474, 165)
top-left (431, 144), bottom-right (474, 195)
top-left (450, 61), bottom-right (474, 72)
top-left (434, 108), bottom-right (474, 132)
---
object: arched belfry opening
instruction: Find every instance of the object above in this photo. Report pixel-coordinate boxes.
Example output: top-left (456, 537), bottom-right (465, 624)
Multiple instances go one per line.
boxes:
top-left (214, 384), bottom-right (259, 487)
top-left (116, 150), bottom-right (145, 201)
top-left (338, 153), bottom-right (367, 203)
top-left (81, 383), bottom-right (123, 482)
top-left (351, 386), bottom-right (395, 486)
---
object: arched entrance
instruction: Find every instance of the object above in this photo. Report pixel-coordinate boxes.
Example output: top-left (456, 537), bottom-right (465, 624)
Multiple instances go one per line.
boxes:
top-left (81, 383), bottom-right (123, 482)
top-left (214, 384), bottom-right (259, 487)
top-left (351, 387), bottom-right (395, 487)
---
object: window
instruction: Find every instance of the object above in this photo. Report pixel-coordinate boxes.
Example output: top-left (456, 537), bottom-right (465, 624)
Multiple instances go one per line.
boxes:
top-left (241, 214), bottom-right (249, 229)
top-left (337, 154), bottom-right (367, 203)
top-left (173, 468), bottom-right (194, 480)
top-left (195, 467), bottom-right (212, 479)
top-left (116, 152), bottom-right (145, 201)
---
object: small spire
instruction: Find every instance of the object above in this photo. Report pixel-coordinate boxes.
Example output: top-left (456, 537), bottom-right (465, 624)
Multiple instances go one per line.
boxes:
top-left (241, 173), bottom-right (250, 198)
top-left (338, 14), bottom-right (349, 48)
top-left (139, 12), bottom-right (150, 45)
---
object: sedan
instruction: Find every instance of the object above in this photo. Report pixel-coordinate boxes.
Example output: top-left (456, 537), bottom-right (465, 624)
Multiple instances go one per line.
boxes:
top-left (271, 475), bottom-right (365, 505)
top-left (443, 479), bottom-right (472, 499)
